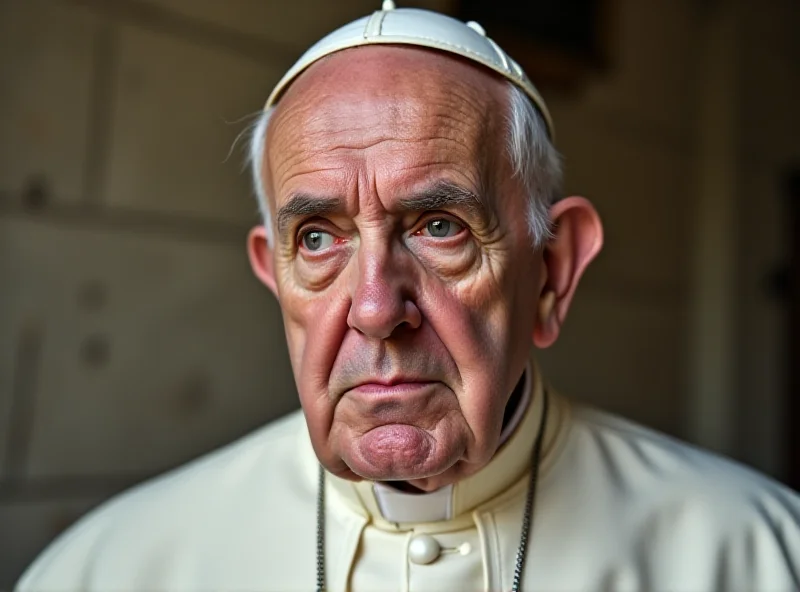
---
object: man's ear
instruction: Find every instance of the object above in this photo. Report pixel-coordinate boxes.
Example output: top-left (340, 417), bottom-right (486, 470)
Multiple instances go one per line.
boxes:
top-left (533, 196), bottom-right (603, 348)
top-left (247, 226), bottom-right (279, 299)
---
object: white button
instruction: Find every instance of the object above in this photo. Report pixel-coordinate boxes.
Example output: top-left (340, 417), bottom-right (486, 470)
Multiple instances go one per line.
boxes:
top-left (466, 21), bottom-right (487, 37)
top-left (382, 0), bottom-right (396, 10)
top-left (408, 534), bottom-right (441, 565)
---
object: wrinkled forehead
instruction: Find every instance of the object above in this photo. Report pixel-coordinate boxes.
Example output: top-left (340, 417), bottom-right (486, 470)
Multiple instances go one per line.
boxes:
top-left (265, 46), bottom-right (509, 192)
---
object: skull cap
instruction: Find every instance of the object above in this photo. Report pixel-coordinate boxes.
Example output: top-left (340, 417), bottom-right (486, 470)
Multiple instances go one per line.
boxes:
top-left (265, 1), bottom-right (554, 139)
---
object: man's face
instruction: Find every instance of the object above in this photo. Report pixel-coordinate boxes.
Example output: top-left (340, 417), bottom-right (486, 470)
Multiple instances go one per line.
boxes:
top-left (256, 47), bottom-right (545, 490)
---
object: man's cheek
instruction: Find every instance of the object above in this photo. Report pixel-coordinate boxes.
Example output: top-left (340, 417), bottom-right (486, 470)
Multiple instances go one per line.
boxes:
top-left (458, 264), bottom-right (525, 349)
top-left (281, 285), bottom-right (338, 335)
top-left (434, 283), bottom-right (509, 358)
top-left (287, 293), bottom-right (351, 385)
top-left (281, 318), bottom-right (306, 387)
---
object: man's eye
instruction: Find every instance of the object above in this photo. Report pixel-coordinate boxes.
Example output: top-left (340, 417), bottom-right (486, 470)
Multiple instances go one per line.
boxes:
top-left (301, 230), bottom-right (335, 251)
top-left (421, 218), bottom-right (463, 238)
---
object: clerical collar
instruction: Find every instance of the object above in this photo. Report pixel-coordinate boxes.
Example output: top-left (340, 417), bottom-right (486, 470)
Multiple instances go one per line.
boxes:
top-left (316, 357), bottom-right (558, 528)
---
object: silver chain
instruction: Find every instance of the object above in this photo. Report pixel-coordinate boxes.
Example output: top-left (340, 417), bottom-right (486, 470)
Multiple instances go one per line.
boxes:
top-left (315, 462), bottom-right (326, 592)
top-left (510, 390), bottom-right (549, 592)
top-left (316, 391), bottom-right (549, 592)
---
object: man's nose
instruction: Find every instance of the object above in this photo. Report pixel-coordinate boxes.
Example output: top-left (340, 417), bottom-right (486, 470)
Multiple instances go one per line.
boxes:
top-left (347, 248), bottom-right (422, 339)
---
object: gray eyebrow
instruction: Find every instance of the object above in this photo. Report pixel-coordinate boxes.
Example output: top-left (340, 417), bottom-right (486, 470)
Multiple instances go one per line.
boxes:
top-left (398, 181), bottom-right (486, 215)
top-left (276, 194), bottom-right (342, 239)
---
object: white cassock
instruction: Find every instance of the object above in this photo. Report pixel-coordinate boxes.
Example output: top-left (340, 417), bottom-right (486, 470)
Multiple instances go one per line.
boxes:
top-left (17, 359), bottom-right (800, 591)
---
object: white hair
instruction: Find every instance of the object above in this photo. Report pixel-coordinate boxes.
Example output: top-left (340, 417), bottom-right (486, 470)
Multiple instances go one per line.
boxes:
top-left (246, 82), bottom-right (561, 247)
top-left (504, 84), bottom-right (562, 244)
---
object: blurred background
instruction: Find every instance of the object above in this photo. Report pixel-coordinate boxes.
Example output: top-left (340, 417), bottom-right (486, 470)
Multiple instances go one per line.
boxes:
top-left (1, 0), bottom-right (799, 585)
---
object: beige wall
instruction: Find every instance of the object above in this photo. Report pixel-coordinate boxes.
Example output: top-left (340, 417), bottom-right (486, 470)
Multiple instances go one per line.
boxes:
top-left (1, 0), bottom-right (797, 585)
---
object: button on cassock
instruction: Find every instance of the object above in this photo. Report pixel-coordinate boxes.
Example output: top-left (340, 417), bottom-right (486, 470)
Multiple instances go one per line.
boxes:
top-left (408, 534), bottom-right (442, 564)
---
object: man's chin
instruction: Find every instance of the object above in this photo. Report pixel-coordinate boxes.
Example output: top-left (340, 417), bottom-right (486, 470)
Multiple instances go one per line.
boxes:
top-left (340, 424), bottom-right (461, 483)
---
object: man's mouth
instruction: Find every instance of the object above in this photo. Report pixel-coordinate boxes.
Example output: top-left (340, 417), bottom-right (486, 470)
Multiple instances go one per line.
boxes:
top-left (350, 380), bottom-right (437, 395)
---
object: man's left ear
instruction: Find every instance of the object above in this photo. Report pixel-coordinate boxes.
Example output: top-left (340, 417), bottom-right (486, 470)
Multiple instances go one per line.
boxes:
top-left (533, 196), bottom-right (603, 348)
top-left (247, 226), bottom-right (279, 299)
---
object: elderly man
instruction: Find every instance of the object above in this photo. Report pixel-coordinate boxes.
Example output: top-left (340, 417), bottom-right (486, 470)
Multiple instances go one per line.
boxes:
top-left (17, 3), bottom-right (800, 592)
